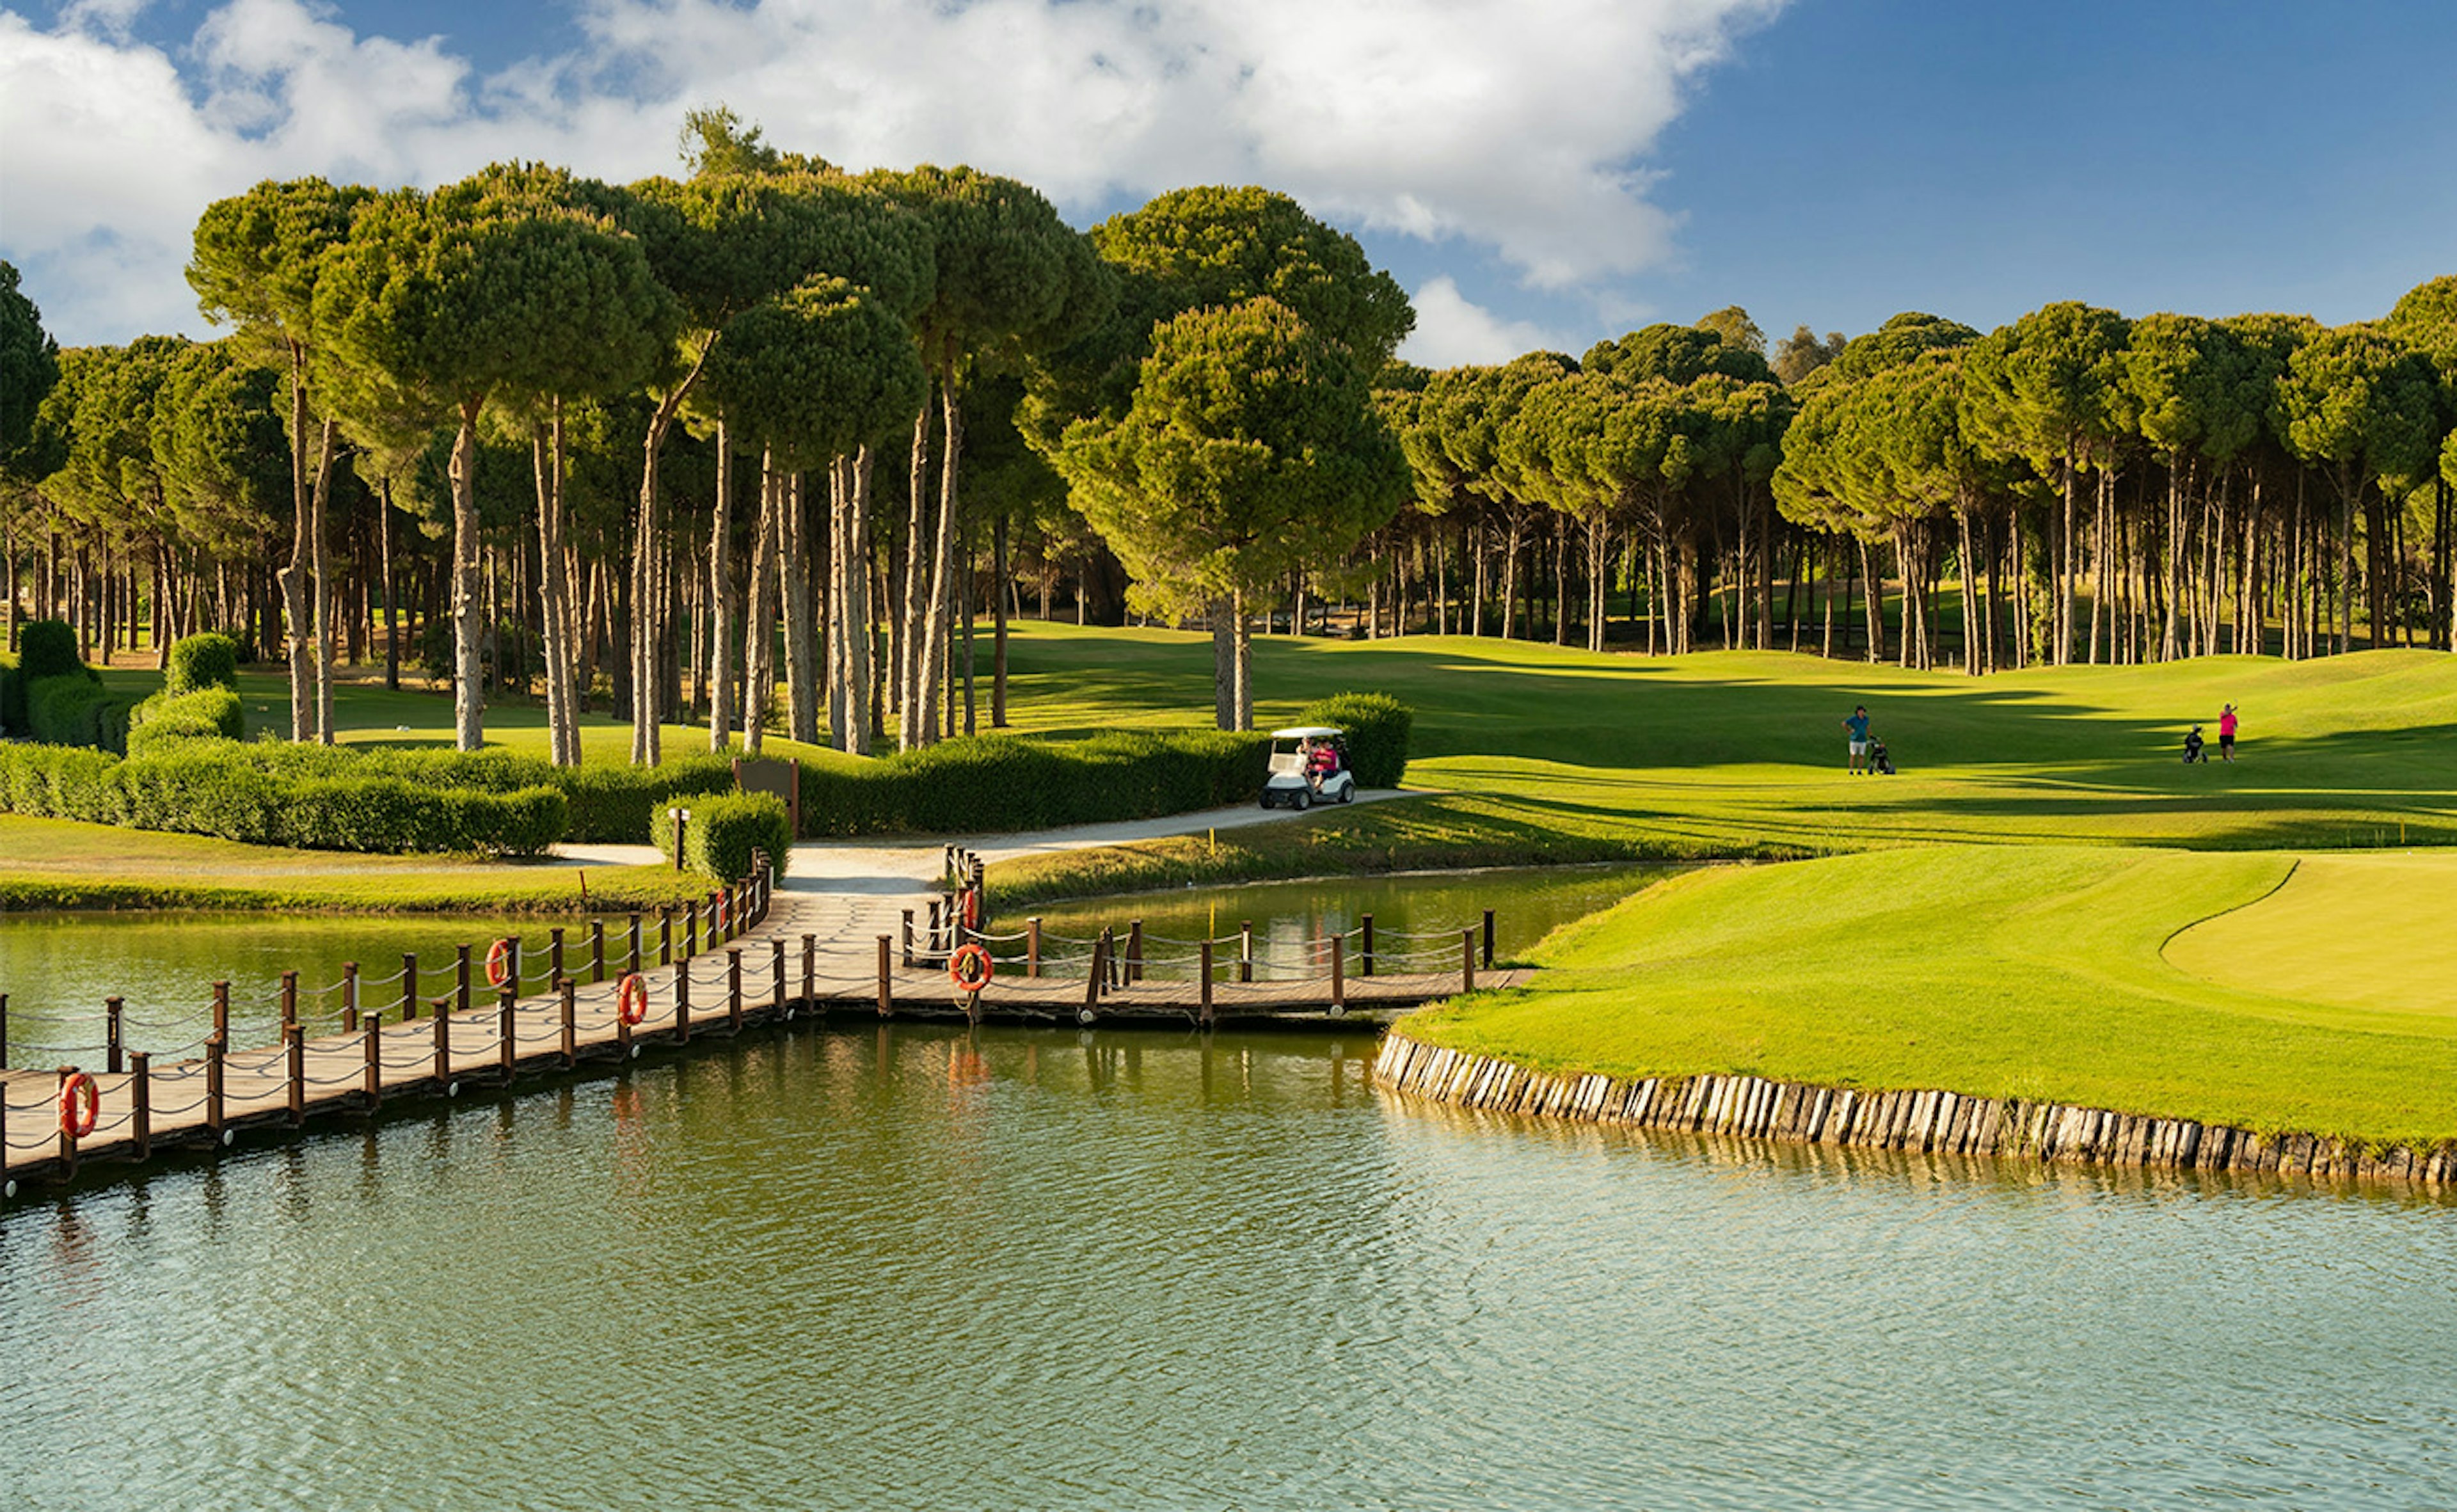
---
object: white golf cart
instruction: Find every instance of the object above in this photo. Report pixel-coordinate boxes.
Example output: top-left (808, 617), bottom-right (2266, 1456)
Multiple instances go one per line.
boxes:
top-left (1261, 725), bottom-right (1356, 809)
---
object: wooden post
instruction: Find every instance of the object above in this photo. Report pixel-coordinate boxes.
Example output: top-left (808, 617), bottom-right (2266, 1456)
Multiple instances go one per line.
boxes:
top-left (205, 1036), bottom-right (226, 1137)
top-left (1463, 928), bottom-right (1477, 992)
top-left (550, 928), bottom-right (566, 988)
top-left (507, 935), bottom-right (522, 998)
top-left (0, 990), bottom-right (8, 1070)
top-left (801, 934), bottom-right (816, 1009)
top-left (559, 979), bottom-right (577, 1067)
top-left (674, 961), bottom-right (691, 1044)
top-left (1240, 921), bottom-right (1254, 983)
top-left (286, 1024), bottom-right (306, 1125)
top-left (1200, 941), bottom-right (1214, 1028)
top-left (928, 899), bottom-right (942, 956)
top-left (658, 909), bottom-right (673, 966)
top-left (1329, 931), bottom-right (1345, 1011)
top-left (342, 961), bottom-right (360, 1033)
top-left (1127, 920), bottom-right (1143, 985)
top-left (433, 998), bottom-right (451, 1084)
top-left (363, 1018), bottom-right (382, 1108)
top-left (591, 920), bottom-right (607, 984)
top-left (770, 939), bottom-right (786, 1011)
top-left (130, 1051), bottom-right (151, 1160)
top-left (212, 980), bottom-right (230, 1043)
top-left (616, 987), bottom-right (633, 1057)
top-left (1483, 909), bottom-right (1495, 968)
top-left (877, 935), bottom-right (893, 1017)
top-left (1360, 914), bottom-right (1375, 978)
top-left (1028, 919), bottom-right (1042, 978)
top-left (106, 996), bottom-right (125, 1074)
top-left (727, 948), bottom-right (744, 1032)
top-left (628, 912), bottom-right (643, 976)
top-left (1085, 933), bottom-right (1107, 1017)
top-left (455, 946), bottom-right (472, 1014)
top-left (399, 957), bottom-right (416, 1023)
top-left (902, 909), bottom-right (915, 967)
top-left (280, 970), bottom-right (298, 1031)
top-left (497, 988), bottom-right (516, 1079)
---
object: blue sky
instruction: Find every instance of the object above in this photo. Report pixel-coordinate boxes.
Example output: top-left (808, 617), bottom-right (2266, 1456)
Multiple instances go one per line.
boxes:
top-left (3, 0), bottom-right (2450, 360)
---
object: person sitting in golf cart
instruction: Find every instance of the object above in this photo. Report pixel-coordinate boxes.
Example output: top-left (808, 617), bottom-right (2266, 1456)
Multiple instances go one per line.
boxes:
top-left (1305, 736), bottom-right (1342, 790)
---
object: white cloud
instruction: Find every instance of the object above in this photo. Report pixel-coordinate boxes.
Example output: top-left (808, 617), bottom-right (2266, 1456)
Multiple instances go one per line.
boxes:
top-left (1400, 276), bottom-right (1572, 367)
top-left (0, 0), bottom-right (1783, 344)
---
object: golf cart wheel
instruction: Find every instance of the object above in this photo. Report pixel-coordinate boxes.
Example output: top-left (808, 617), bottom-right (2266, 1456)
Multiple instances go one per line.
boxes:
top-left (1294, 788), bottom-right (1310, 811)
top-left (1337, 784), bottom-right (1353, 804)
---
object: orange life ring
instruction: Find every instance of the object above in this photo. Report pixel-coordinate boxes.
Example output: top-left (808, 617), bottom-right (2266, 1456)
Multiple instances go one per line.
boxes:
top-left (948, 943), bottom-right (994, 993)
top-left (486, 938), bottom-right (513, 991)
top-left (58, 1072), bottom-right (99, 1140)
top-left (616, 973), bottom-right (650, 1026)
top-left (715, 895), bottom-right (729, 933)
top-left (962, 888), bottom-right (982, 931)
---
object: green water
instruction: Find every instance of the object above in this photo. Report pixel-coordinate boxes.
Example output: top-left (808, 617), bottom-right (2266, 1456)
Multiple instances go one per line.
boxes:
top-left (0, 912), bottom-right (600, 1065)
top-left (1003, 864), bottom-right (1670, 978)
top-left (1, 1022), bottom-right (2451, 1509)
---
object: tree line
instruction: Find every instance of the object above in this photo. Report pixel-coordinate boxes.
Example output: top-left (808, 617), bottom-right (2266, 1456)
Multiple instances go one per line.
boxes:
top-left (1, 113), bottom-right (2449, 768)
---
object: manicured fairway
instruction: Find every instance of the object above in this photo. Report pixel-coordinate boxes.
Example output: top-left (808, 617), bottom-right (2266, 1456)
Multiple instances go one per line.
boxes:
top-left (1400, 845), bottom-right (2457, 1148)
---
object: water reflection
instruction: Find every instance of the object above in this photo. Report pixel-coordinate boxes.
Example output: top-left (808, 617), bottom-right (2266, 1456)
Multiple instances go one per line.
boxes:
top-left (1, 1024), bottom-right (2449, 1512)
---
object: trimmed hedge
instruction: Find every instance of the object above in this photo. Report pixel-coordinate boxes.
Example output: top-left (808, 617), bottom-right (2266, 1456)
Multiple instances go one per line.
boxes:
top-left (0, 739), bottom-right (566, 856)
top-left (651, 791), bottom-right (793, 882)
top-left (17, 619), bottom-right (79, 681)
top-left (164, 632), bottom-right (241, 695)
top-left (554, 753), bottom-right (736, 843)
top-left (28, 671), bottom-right (136, 754)
top-left (127, 687), bottom-right (246, 753)
top-left (0, 649), bottom-right (22, 736)
top-left (791, 730), bottom-right (1271, 837)
top-left (1296, 692), bottom-right (1411, 789)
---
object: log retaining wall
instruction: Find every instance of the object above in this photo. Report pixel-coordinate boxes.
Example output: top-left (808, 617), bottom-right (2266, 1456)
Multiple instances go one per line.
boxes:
top-left (1371, 1033), bottom-right (2455, 1188)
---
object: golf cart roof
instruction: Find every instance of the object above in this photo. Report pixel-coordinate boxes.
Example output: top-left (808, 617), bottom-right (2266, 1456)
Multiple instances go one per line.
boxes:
top-left (1270, 726), bottom-right (1344, 740)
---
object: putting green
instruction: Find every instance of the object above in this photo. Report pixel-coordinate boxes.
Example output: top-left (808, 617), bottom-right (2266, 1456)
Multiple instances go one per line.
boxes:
top-left (2164, 852), bottom-right (2457, 1021)
top-left (1402, 844), bottom-right (2457, 1147)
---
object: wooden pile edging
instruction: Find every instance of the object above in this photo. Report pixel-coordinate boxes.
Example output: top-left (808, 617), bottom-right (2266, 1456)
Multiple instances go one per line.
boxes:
top-left (1370, 1033), bottom-right (2456, 1188)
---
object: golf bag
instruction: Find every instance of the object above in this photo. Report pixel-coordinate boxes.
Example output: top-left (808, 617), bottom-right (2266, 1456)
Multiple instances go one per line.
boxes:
top-left (2183, 729), bottom-right (2205, 764)
top-left (1871, 738), bottom-right (1896, 776)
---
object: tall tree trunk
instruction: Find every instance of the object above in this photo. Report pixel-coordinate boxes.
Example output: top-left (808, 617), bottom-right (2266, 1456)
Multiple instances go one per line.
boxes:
top-left (898, 395), bottom-right (934, 747)
top-left (706, 420), bottom-right (739, 752)
top-left (449, 395), bottom-right (486, 753)
top-left (630, 351), bottom-right (714, 765)
top-left (783, 470), bottom-right (820, 745)
top-left (991, 511), bottom-right (1011, 728)
top-left (918, 374), bottom-right (963, 747)
top-left (1210, 598), bottom-right (1236, 730)
top-left (532, 413), bottom-right (571, 767)
top-left (278, 347), bottom-right (317, 742)
top-left (742, 454), bottom-right (781, 756)
top-left (1232, 590), bottom-right (1253, 732)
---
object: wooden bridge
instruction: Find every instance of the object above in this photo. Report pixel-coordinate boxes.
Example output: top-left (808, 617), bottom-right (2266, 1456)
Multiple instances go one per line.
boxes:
top-left (0, 863), bottom-right (1519, 1195)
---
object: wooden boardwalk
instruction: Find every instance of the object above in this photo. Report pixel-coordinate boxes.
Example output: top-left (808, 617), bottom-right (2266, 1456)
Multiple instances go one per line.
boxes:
top-left (2, 871), bottom-right (1515, 1193)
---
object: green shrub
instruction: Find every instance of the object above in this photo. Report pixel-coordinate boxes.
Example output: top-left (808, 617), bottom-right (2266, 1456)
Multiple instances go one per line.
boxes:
top-left (0, 738), bottom-right (568, 855)
top-left (28, 671), bottom-right (136, 754)
top-left (127, 687), bottom-right (246, 752)
top-left (555, 753), bottom-right (736, 843)
top-left (273, 777), bottom-right (564, 857)
top-left (794, 729), bottom-right (1271, 837)
top-left (651, 790), bottom-right (792, 882)
top-left (164, 633), bottom-right (242, 695)
top-left (1296, 692), bottom-right (1411, 789)
top-left (0, 649), bottom-right (24, 736)
top-left (17, 619), bottom-right (79, 681)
